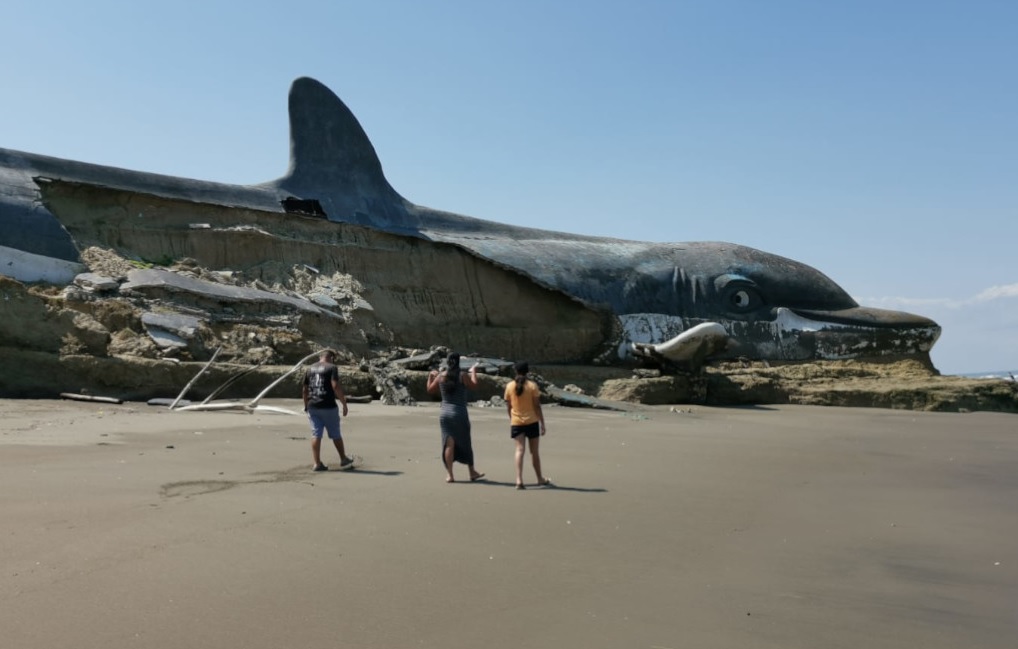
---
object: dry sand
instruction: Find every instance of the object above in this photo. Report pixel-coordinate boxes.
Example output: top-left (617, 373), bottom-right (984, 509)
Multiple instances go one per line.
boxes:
top-left (1, 398), bottom-right (1015, 649)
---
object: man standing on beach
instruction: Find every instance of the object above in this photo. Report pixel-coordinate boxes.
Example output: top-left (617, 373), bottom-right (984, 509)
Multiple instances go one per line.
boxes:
top-left (302, 349), bottom-right (353, 471)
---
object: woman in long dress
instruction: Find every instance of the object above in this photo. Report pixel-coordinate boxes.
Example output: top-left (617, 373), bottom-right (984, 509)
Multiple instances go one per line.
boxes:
top-left (427, 352), bottom-right (485, 483)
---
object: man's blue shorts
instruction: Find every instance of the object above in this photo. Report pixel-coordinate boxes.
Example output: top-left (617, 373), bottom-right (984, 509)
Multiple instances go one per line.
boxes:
top-left (307, 405), bottom-right (342, 440)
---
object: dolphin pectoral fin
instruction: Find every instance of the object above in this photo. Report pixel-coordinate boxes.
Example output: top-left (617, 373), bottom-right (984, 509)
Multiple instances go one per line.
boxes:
top-left (631, 322), bottom-right (730, 362)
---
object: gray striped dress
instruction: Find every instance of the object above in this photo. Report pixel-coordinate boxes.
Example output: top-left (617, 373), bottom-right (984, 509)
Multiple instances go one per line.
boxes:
top-left (439, 377), bottom-right (474, 465)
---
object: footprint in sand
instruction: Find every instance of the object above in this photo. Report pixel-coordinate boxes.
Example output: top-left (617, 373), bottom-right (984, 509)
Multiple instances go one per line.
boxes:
top-left (160, 480), bottom-right (237, 498)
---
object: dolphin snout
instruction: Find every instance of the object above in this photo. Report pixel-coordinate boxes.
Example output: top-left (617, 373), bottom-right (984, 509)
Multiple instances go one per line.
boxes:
top-left (789, 306), bottom-right (939, 330)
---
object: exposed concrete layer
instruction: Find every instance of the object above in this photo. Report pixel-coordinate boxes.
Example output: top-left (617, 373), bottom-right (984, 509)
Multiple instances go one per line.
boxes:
top-left (30, 180), bottom-right (613, 364)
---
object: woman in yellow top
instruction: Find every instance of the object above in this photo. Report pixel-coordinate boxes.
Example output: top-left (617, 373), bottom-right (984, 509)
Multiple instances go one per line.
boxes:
top-left (503, 361), bottom-right (550, 490)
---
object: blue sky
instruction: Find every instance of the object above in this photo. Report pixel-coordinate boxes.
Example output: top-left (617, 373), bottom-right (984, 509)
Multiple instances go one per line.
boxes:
top-left (2, 0), bottom-right (1015, 375)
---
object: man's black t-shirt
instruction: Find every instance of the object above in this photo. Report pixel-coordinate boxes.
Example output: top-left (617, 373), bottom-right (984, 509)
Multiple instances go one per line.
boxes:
top-left (304, 362), bottom-right (339, 409)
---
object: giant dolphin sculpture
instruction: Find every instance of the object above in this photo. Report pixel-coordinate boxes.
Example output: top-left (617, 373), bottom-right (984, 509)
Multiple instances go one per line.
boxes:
top-left (0, 77), bottom-right (940, 363)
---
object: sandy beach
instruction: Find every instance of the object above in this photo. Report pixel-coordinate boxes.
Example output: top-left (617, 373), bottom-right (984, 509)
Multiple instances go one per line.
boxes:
top-left (1, 398), bottom-right (1015, 648)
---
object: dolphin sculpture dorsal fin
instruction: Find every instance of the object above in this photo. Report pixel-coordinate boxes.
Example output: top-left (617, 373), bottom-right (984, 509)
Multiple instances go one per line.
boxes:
top-left (273, 77), bottom-right (401, 205)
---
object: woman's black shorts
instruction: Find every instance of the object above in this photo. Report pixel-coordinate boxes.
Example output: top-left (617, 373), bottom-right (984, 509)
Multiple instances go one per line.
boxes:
top-left (511, 422), bottom-right (541, 439)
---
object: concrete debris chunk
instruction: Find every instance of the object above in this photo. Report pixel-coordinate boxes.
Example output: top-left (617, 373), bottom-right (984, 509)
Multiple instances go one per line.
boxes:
top-left (73, 273), bottom-right (119, 292)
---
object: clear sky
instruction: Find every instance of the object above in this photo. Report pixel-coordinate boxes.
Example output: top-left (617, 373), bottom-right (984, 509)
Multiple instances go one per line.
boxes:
top-left (3, 0), bottom-right (1014, 375)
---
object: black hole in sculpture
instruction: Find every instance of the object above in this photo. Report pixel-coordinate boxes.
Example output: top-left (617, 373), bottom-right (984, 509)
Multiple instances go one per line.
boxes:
top-left (281, 197), bottom-right (327, 218)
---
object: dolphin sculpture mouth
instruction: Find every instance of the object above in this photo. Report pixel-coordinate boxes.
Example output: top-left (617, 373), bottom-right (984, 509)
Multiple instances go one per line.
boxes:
top-left (787, 305), bottom-right (939, 328)
top-left (629, 304), bottom-right (941, 364)
top-left (737, 306), bottom-right (940, 360)
top-left (0, 76), bottom-right (942, 366)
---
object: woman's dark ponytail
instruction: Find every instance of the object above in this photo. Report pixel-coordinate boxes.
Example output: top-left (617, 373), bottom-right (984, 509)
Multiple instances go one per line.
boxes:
top-left (513, 360), bottom-right (529, 396)
top-left (445, 352), bottom-right (462, 385)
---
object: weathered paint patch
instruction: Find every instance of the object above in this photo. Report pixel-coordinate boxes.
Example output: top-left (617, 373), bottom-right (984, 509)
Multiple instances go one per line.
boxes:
top-left (0, 245), bottom-right (84, 284)
top-left (618, 313), bottom-right (686, 359)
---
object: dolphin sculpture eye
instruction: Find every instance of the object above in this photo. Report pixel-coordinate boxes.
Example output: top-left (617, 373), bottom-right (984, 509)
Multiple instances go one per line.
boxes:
top-left (731, 289), bottom-right (753, 308)
top-left (714, 274), bottom-right (764, 315)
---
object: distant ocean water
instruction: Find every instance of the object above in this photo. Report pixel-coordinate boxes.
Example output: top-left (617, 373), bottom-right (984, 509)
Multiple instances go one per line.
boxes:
top-left (955, 370), bottom-right (1018, 380)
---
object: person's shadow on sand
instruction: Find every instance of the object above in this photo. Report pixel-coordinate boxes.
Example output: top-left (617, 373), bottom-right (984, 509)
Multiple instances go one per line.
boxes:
top-left (471, 479), bottom-right (607, 493)
top-left (317, 468), bottom-right (404, 477)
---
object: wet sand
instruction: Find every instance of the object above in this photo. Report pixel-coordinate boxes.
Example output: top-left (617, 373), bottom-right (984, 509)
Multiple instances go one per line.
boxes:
top-left (1, 398), bottom-right (1015, 648)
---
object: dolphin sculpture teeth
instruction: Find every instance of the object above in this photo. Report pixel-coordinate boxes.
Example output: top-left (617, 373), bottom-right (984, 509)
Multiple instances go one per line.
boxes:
top-left (0, 76), bottom-right (941, 364)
